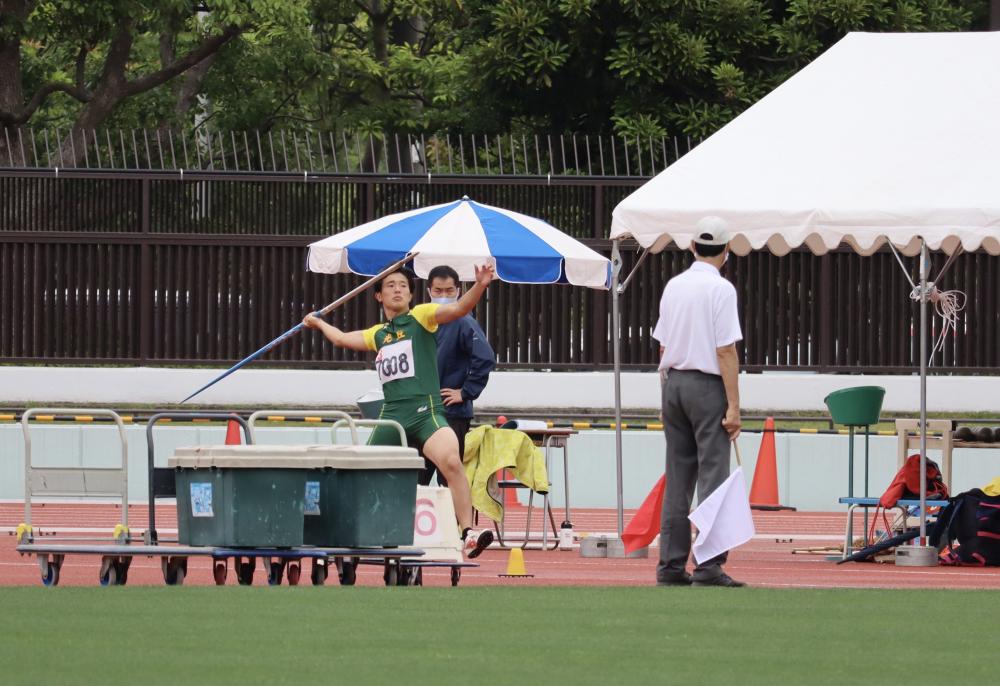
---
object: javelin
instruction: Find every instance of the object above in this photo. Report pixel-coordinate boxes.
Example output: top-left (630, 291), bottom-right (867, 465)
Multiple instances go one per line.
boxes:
top-left (180, 253), bottom-right (415, 404)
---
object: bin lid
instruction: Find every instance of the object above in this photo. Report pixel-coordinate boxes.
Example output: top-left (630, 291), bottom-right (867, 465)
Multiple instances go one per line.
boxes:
top-left (168, 444), bottom-right (423, 470)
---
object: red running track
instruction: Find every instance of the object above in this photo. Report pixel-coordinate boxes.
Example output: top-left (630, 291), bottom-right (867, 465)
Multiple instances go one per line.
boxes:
top-left (2, 502), bottom-right (998, 589)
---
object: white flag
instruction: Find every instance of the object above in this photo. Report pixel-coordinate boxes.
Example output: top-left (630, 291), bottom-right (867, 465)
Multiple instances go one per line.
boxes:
top-left (688, 467), bottom-right (755, 564)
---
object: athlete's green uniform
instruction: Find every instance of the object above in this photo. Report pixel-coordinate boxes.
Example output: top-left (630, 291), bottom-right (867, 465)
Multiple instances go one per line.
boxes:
top-left (362, 303), bottom-right (450, 447)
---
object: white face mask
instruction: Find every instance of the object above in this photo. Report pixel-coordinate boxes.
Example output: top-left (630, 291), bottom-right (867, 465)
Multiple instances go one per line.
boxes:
top-left (430, 296), bottom-right (458, 305)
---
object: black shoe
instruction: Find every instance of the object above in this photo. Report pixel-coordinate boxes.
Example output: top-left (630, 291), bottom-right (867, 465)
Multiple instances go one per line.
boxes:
top-left (693, 573), bottom-right (746, 587)
top-left (656, 572), bottom-right (693, 586)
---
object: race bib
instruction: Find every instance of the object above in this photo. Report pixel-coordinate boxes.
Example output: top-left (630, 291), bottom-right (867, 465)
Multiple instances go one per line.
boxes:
top-left (375, 339), bottom-right (416, 385)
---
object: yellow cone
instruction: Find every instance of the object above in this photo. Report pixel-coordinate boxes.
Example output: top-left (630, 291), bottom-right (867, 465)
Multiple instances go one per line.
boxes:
top-left (498, 548), bottom-right (534, 578)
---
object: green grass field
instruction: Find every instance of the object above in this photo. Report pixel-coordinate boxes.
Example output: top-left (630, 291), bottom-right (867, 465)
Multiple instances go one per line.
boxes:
top-left (2, 587), bottom-right (998, 685)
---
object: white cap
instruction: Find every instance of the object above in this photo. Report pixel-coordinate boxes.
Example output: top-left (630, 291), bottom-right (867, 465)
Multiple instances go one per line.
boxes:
top-left (692, 216), bottom-right (730, 246)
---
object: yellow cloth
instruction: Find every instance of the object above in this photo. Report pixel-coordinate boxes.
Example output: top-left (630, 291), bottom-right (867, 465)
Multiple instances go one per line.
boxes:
top-left (462, 425), bottom-right (549, 523)
top-left (984, 476), bottom-right (1000, 497)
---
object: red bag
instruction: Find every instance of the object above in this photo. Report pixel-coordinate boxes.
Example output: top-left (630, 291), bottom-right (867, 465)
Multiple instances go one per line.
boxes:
top-left (878, 454), bottom-right (949, 508)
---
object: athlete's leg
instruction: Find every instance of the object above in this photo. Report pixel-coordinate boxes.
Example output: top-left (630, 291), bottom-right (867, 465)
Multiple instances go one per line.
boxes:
top-left (421, 426), bottom-right (473, 530)
top-left (367, 422), bottom-right (404, 446)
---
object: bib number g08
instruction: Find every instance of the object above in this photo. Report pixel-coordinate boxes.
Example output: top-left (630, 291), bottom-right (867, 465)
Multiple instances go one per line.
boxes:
top-left (375, 339), bottom-right (415, 385)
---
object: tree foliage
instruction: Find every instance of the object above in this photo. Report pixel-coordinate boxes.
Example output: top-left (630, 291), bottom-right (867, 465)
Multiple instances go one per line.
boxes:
top-left (0, 0), bottom-right (990, 149)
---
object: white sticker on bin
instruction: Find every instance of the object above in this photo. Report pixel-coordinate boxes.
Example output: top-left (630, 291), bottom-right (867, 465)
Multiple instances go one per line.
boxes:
top-left (304, 481), bottom-right (321, 516)
top-left (190, 482), bottom-right (214, 518)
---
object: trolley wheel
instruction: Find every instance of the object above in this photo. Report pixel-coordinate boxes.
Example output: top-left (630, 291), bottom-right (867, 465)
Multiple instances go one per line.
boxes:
top-left (116, 557), bottom-right (132, 586)
top-left (310, 559), bottom-right (328, 586)
top-left (402, 566), bottom-right (421, 586)
top-left (339, 560), bottom-right (356, 586)
top-left (99, 557), bottom-right (118, 586)
top-left (39, 555), bottom-right (62, 587)
top-left (162, 557), bottom-right (186, 586)
top-left (383, 562), bottom-right (399, 587)
top-left (42, 563), bottom-right (60, 587)
top-left (236, 557), bottom-right (256, 586)
top-left (267, 559), bottom-right (285, 586)
top-left (287, 561), bottom-right (302, 586)
top-left (213, 561), bottom-right (228, 586)
top-left (450, 567), bottom-right (462, 587)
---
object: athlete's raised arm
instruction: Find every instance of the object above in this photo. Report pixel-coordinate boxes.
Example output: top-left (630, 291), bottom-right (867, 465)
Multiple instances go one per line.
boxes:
top-left (434, 264), bottom-right (494, 324)
top-left (302, 314), bottom-right (370, 352)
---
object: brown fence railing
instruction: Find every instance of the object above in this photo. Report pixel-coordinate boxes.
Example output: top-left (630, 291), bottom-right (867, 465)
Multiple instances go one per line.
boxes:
top-left (1, 169), bottom-right (997, 373)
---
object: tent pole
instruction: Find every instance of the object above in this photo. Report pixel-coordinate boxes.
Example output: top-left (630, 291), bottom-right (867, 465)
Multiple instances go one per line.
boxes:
top-left (919, 239), bottom-right (928, 542)
top-left (611, 240), bottom-right (625, 539)
top-left (618, 247), bottom-right (651, 293)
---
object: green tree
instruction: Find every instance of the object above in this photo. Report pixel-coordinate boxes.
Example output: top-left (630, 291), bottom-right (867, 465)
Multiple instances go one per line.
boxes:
top-left (0, 0), bottom-right (308, 164)
top-left (470, 0), bottom-right (985, 138)
top-left (0, 0), bottom-right (990, 155)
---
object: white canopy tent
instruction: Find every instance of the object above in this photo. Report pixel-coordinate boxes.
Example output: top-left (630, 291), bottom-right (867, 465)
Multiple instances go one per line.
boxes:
top-left (609, 32), bottom-right (1000, 560)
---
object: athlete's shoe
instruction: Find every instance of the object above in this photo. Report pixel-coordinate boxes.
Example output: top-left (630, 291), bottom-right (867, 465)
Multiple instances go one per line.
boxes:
top-left (462, 529), bottom-right (494, 559)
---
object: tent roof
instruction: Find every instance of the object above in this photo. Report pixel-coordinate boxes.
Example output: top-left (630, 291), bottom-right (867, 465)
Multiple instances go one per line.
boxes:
top-left (610, 32), bottom-right (1000, 256)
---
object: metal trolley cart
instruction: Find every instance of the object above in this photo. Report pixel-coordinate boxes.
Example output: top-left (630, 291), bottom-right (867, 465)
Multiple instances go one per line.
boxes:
top-left (17, 408), bottom-right (131, 545)
top-left (18, 542), bottom-right (425, 587)
top-left (16, 409), bottom-right (429, 587)
top-left (252, 411), bottom-right (478, 586)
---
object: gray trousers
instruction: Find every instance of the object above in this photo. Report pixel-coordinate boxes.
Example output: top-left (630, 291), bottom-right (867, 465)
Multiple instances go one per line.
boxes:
top-left (657, 369), bottom-right (732, 582)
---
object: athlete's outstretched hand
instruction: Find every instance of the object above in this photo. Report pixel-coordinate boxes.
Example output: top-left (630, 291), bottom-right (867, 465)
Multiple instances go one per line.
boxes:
top-left (474, 263), bottom-right (495, 288)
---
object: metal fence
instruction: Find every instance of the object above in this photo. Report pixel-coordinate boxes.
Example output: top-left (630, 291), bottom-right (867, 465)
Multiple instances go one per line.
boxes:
top-left (1, 168), bottom-right (998, 373)
top-left (1, 128), bottom-right (696, 177)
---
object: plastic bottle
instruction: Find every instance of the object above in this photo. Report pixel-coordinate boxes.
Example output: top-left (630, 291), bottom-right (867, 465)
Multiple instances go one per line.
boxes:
top-left (559, 521), bottom-right (574, 550)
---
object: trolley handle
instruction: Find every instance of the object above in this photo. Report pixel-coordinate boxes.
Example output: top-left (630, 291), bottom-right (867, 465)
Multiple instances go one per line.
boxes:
top-left (331, 418), bottom-right (407, 447)
top-left (20, 408), bottom-right (129, 534)
top-left (145, 412), bottom-right (253, 544)
top-left (247, 409), bottom-right (358, 445)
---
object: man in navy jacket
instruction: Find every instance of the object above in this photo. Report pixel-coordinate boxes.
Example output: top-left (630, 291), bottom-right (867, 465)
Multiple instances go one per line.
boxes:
top-left (421, 265), bottom-right (497, 486)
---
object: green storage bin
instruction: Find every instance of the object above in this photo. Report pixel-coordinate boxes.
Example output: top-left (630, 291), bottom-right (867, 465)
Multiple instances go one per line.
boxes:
top-left (356, 389), bottom-right (385, 420)
top-left (824, 386), bottom-right (885, 426)
top-left (301, 445), bottom-right (424, 548)
top-left (170, 446), bottom-right (322, 548)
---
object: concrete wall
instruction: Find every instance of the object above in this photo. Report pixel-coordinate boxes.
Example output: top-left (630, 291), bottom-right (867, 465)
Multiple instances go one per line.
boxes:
top-left (3, 423), bottom-right (998, 513)
top-left (2, 366), bottom-right (1000, 412)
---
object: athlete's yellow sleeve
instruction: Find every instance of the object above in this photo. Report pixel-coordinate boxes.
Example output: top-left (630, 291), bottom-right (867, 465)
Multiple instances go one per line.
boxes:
top-left (411, 303), bottom-right (440, 333)
top-left (362, 324), bottom-right (384, 351)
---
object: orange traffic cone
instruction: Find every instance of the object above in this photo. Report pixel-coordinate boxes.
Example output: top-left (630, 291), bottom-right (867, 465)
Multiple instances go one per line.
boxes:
top-left (225, 416), bottom-right (242, 445)
top-left (748, 417), bottom-right (796, 511)
top-left (498, 468), bottom-right (522, 509)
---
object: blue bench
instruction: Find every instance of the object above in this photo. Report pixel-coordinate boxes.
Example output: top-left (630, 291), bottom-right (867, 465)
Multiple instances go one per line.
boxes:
top-left (838, 497), bottom-right (950, 559)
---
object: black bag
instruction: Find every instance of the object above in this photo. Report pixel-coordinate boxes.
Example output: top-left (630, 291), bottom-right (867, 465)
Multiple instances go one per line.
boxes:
top-left (930, 488), bottom-right (1000, 566)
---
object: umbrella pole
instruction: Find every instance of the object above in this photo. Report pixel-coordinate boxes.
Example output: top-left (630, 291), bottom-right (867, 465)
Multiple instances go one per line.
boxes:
top-left (898, 238), bottom-right (937, 567)
top-left (606, 244), bottom-right (652, 556)
top-left (611, 240), bottom-right (625, 539)
top-left (180, 254), bottom-right (414, 403)
top-left (919, 240), bottom-right (928, 543)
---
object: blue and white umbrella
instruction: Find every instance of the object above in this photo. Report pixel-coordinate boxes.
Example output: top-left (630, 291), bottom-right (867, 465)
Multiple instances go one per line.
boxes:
top-left (307, 196), bottom-right (611, 289)
top-left (181, 197), bottom-right (609, 403)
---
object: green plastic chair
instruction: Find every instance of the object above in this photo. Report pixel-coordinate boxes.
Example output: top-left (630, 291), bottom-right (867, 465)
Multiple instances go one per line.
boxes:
top-left (824, 386), bottom-right (886, 499)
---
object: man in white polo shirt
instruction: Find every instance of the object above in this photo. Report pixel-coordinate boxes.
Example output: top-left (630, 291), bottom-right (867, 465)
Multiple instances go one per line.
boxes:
top-left (652, 216), bottom-right (744, 588)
